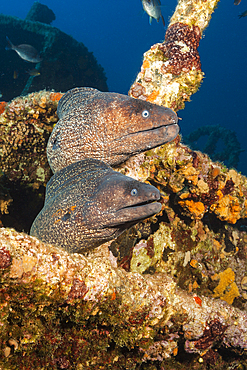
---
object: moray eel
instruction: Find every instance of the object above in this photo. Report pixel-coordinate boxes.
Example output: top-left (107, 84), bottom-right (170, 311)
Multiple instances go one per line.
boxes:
top-left (30, 158), bottom-right (161, 253)
top-left (47, 87), bottom-right (179, 173)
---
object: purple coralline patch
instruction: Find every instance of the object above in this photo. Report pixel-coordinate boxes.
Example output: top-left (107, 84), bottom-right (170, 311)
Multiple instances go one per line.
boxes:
top-left (67, 278), bottom-right (89, 300)
top-left (0, 247), bottom-right (12, 269)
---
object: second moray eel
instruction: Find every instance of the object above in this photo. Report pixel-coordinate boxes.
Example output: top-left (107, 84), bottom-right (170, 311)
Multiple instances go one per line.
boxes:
top-left (30, 158), bottom-right (161, 253)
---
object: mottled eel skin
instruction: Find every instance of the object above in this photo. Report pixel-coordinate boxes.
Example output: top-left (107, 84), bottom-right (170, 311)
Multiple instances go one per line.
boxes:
top-left (47, 87), bottom-right (179, 173)
top-left (30, 158), bottom-right (161, 253)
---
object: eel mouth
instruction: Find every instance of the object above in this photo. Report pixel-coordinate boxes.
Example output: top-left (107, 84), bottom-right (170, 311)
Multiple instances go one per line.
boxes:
top-left (106, 199), bottom-right (162, 227)
top-left (111, 123), bottom-right (180, 154)
top-left (114, 121), bottom-right (179, 139)
top-left (131, 122), bottom-right (179, 136)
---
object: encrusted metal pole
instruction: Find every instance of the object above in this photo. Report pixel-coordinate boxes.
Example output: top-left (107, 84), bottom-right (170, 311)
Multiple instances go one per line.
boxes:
top-left (129, 0), bottom-right (219, 111)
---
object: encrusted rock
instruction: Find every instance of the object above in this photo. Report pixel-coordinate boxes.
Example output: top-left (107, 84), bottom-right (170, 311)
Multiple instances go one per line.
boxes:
top-left (0, 228), bottom-right (247, 369)
top-left (0, 91), bottom-right (62, 188)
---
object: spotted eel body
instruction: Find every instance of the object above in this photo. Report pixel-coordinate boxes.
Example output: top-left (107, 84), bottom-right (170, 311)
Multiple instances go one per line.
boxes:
top-left (47, 87), bottom-right (179, 173)
top-left (30, 158), bottom-right (161, 253)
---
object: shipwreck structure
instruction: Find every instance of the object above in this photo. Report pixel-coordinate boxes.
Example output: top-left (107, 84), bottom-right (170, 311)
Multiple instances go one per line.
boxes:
top-left (0, 3), bottom-right (108, 102)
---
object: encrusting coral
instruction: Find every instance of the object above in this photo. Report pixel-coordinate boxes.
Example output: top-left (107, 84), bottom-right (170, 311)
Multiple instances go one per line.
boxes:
top-left (129, 0), bottom-right (219, 111)
top-left (113, 139), bottom-right (247, 310)
top-left (0, 91), bottom-right (63, 231)
top-left (117, 137), bottom-right (247, 225)
top-left (0, 90), bottom-right (62, 189)
top-left (0, 228), bottom-right (247, 369)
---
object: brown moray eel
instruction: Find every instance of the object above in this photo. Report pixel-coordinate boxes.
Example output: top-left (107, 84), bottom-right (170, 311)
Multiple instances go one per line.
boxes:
top-left (47, 87), bottom-right (179, 173)
top-left (30, 158), bottom-right (161, 253)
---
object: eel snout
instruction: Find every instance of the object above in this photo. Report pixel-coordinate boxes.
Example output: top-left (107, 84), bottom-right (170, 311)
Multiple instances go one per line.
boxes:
top-left (111, 201), bottom-right (162, 226)
top-left (110, 122), bottom-right (179, 158)
top-left (106, 181), bottom-right (162, 226)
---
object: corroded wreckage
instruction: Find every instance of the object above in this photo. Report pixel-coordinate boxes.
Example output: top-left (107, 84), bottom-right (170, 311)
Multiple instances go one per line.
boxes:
top-left (1, 0), bottom-right (247, 369)
top-left (0, 3), bottom-right (107, 102)
top-left (129, 0), bottom-right (219, 110)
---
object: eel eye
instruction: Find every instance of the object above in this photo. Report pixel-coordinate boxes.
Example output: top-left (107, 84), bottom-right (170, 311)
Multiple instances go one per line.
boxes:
top-left (62, 212), bottom-right (71, 221)
top-left (131, 188), bottom-right (138, 196)
top-left (52, 137), bottom-right (59, 149)
top-left (142, 110), bottom-right (150, 118)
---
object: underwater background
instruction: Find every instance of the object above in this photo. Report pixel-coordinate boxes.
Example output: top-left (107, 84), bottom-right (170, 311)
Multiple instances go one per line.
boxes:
top-left (1, 0), bottom-right (247, 173)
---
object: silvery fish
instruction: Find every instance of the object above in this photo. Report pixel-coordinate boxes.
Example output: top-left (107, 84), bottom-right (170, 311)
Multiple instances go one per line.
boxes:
top-left (26, 68), bottom-right (41, 76)
top-left (239, 10), bottom-right (247, 17)
top-left (141, 0), bottom-right (165, 27)
top-left (6, 36), bottom-right (42, 63)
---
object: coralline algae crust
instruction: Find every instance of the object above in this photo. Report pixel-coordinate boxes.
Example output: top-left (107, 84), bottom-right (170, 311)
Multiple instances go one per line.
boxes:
top-left (116, 138), bottom-right (247, 315)
top-left (130, 43), bottom-right (203, 111)
top-left (0, 91), bottom-right (62, 188)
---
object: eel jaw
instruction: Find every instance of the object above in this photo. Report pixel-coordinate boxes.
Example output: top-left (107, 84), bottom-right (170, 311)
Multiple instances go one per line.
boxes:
top-left (105, 199), bottom-right (162, 228)
top-left (110, 123), bottom-right (179, 157)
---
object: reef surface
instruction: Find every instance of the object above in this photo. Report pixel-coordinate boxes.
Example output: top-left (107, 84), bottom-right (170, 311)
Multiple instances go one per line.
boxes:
top-left (0, 226), bottom-right (247, 369)
top-left (0, 91), bottom-right (62, 232)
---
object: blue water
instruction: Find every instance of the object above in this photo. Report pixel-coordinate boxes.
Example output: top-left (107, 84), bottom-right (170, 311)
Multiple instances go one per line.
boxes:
top-left (1, 0), bottom-right (247, 173)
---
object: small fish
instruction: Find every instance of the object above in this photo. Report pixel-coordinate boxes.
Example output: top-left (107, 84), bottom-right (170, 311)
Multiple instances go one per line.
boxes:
top-left (6, 36), bottom-right (42, 63)
top-left (26, 69), bottom-right (40, 76)
top-left (13, 70), bottom-right (19, 79)
top-left (234, 0), bottom-right (241, 5)
top-left (30, 158), bottom-right (161, 253)
top-left (239, 10), bottom-right (247, 17)
top-left (141, 0), bottom-right (165, 27)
